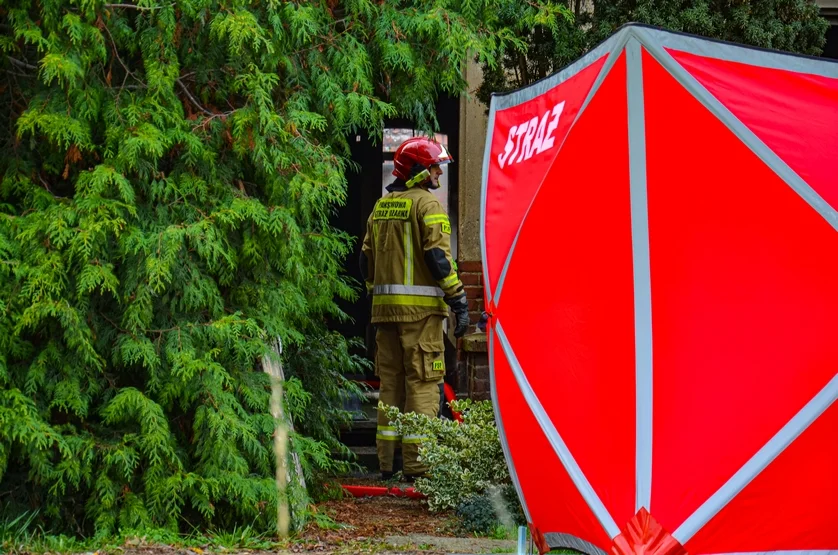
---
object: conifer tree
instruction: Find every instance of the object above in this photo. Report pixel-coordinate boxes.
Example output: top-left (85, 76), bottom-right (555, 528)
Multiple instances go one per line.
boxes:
top-left (478, 0), bottom-right (829, 103)
top-left (0, 0), bottom-right (550, 537)
top-left (587, 0), bottom-right (829, 53)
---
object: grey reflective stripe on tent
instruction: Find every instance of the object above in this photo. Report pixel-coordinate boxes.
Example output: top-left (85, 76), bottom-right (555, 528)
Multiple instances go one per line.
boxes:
top-left (496, 321), bottom-right (621, 539)
top-left (488, 327), bottom-right (532, 524)
top-left (626, 37), bottom-right (654, 515)
top-left (481, 23), bottom-right (838, 304)
top-left (673, 374), bottom-right (838, 543)
top-left (480, 102), bottom-right (496, 303)
top-left (702, 552), bottom-right (838, 555)
top-left (632, 25), bottom-right (838, 80)
top-left (489, 29), bottom-right (624, 111)
top-left (487, 27), bottom-right (632, 306)
top-left (544, 532), bottom-right (610, 555)
top-left (479, 22), bottom-right (838, 550)
top-left (637, 35), bottom-right (838, 234)
top-left (482, 24), bottom-right (632, 304)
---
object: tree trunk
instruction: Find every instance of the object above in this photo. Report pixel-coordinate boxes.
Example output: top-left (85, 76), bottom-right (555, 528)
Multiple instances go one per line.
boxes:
top-left (262, 338), bottom-right (307, 537)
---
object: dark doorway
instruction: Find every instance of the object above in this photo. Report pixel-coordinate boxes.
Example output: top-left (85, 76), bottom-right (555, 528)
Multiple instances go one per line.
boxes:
top-left (326, 130), bottom-right (382, 375)
top-left (329, 94), bottom-right (461, 377)
top-left (823, 24), bottom-right (838, 60)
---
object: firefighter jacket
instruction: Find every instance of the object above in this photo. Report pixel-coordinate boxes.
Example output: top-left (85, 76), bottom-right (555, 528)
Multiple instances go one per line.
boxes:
top-left (360, 186), bottom-right (464, 323)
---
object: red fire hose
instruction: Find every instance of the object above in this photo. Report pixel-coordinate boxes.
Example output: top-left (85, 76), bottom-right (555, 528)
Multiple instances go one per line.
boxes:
top-left (341, 484), bottom-right (426, 499)
top-left (443, 383), bottom-right (463, 423)
top-left (340, 380), bottom-right (459, 499)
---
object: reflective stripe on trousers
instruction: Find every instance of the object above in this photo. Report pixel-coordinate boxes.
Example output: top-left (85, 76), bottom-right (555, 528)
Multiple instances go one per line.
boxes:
top-left (401, 434), bottom-right (429, 444)
top-left (376, 425), bottom-right (401, 441)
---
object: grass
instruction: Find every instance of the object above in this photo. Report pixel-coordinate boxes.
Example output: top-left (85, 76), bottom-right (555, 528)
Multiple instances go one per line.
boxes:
top-left (1, 526), bottom-right (530, 555)
top-left (0, 510), bottom-right (92, 555)
top-left (0, 506), bottom-right (358, 555)
top-left (487, 523), bottom-right (516, 540)
top-left (0, 520), bottom-right (286, 555)
top-left (0, 494), bottom-right (522, 555)
top-left (462, 522), bottom-right (518, 541)
top-left (200, 524), bottom-right (277, 551)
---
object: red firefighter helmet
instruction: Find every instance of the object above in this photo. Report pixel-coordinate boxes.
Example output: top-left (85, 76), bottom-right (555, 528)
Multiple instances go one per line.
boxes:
top-left (392, 137), bottom-right (453, 181)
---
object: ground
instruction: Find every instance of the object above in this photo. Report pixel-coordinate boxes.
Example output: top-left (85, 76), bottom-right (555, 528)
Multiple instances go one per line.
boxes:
top-left (11, 485), bottom-right (518, 555)
top-left (300, 495), bottom-right (461, 544)
top-left (291, 494), bottom-right (515, 554)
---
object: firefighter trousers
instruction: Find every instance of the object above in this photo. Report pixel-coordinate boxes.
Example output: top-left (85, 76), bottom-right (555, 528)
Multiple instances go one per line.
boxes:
top-left (375, 314), bottom-right (446, 476)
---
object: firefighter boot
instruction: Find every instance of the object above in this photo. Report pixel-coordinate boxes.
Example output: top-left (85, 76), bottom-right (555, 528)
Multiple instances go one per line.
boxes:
top-left (375, 323), bottom-right (405, 477)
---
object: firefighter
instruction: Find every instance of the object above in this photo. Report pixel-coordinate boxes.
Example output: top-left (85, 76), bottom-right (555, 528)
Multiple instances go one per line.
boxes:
top-left (360, 136), bottom-right (470, 481)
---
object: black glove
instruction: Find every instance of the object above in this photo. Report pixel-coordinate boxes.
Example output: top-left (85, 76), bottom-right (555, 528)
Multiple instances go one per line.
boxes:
top-left (445, 293), bottom-right (470, 338)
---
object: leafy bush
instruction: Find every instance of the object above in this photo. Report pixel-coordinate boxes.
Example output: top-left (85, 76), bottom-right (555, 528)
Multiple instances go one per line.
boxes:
top-left (456, 494), bottom-right (497, 535)
top-left (456, 486), bottom-right (524, 537)
top-left (382, 399), bottom-right (524, 526)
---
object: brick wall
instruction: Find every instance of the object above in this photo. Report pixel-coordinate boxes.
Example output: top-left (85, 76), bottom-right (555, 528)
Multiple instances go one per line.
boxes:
top-left (454, 260), bottom-right (490, 400)
top-left (457, 260), bottom-right (485, 333)
top-left (455, 334), bottom-right (490, 401)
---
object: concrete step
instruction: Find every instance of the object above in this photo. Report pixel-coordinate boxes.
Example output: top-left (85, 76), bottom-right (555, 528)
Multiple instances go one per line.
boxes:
top-left (346, 445), bottom-right (403, 473)
top-left (345, 419), bottom-right (377, 429)
top-left (340, 418), bottom-right (378, 447)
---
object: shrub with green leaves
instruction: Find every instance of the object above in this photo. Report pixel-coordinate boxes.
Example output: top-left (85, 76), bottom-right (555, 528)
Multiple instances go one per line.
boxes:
top-left (0, 0), bottom-right (538, 538)
top-left (383, 399), bottom-right (520, 517)
top-left (455, 494), bottom-right (499, 535)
